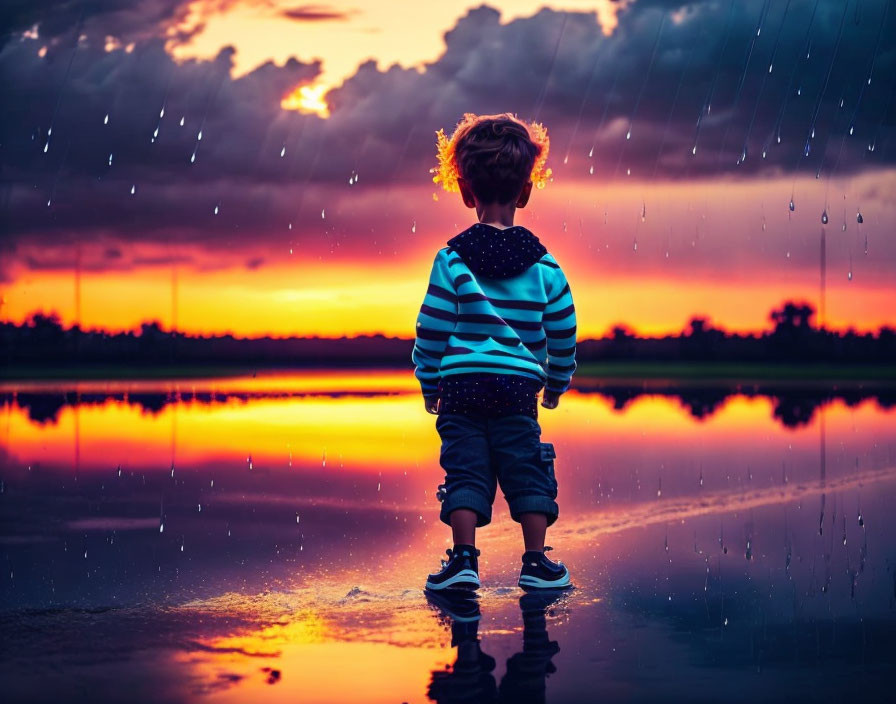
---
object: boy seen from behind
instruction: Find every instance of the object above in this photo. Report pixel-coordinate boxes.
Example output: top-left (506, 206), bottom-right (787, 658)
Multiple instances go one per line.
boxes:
top-left (413, 112), bottom-right (577, 592)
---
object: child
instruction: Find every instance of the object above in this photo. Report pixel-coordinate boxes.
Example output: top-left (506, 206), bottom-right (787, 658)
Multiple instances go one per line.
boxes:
top-left (413, 112), bottom-right (577, 591)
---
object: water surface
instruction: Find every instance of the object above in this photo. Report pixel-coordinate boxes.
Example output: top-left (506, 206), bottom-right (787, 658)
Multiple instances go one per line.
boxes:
top-left (1, 370), bottom-right (894, 702)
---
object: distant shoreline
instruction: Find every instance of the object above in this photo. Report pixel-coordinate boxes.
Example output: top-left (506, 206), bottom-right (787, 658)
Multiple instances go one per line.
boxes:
top-left (3, 361), bottom-right (894, 385)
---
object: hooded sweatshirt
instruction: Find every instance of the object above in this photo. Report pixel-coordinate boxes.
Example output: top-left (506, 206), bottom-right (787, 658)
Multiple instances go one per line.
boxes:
top-left (412, 222), bottom-right (577, 416)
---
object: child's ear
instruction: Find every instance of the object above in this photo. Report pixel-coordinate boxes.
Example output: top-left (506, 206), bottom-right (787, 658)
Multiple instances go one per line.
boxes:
top-left (516, 180), bottom-right (533, 208)
top-left (457, 177), bottom-right (477, 209)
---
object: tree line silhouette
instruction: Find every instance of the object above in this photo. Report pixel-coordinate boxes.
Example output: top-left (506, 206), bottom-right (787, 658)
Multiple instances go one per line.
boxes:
top-left (2, 299), bottom-right (894, 369)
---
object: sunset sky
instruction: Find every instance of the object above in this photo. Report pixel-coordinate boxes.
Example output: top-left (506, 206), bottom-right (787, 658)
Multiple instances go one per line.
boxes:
top-left (2, 0), bottom-right (894, 338)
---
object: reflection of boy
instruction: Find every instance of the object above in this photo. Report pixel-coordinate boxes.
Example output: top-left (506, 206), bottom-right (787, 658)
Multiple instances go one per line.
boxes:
top-left (413, 113), bottom-right (575, 592)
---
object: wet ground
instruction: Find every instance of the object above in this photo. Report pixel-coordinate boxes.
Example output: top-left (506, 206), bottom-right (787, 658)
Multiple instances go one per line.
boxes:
top-left (1, 370), bottom-right (894, 702)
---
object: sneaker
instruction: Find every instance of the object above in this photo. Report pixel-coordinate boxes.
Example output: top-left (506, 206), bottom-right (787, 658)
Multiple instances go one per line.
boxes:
top-left (518, 546), bottom-right (572, 590)
top-left (425, 544), bottom-right (481, 591)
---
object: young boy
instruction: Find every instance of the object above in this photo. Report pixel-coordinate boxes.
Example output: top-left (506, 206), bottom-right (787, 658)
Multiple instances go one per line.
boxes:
top-left (413, 112), bottom-right (577, 591)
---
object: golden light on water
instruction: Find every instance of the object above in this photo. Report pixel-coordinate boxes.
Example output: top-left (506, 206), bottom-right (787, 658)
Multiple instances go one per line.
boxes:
top-left (281, 82), bottom-right (331, 117)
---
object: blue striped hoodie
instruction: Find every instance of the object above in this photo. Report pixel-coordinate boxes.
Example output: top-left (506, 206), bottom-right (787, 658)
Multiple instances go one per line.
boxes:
top-left (412, 222), bottom-right (577, 398)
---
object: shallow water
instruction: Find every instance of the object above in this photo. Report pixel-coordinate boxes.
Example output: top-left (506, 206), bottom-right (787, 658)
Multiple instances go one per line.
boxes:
top-left (1, 370), bottom-right (894, 702)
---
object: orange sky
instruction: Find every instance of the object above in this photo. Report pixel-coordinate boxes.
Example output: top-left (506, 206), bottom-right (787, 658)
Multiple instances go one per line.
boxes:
top-left (5, 173), bottom-right (894, 338)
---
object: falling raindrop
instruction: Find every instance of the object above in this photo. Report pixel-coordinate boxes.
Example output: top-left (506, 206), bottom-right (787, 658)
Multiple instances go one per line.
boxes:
top-left (214, 204), bottom-right (219, 215)
top-left (108, 153), bottom-right (113, 166)
top-left (153, 126), bottom-right (159, 139)
top-left (588, 146), bottom-right (593, 158)
top-left (179, 116), bottom-right (185, 126)
top-left (821, 209), bottom-right (828, 225)
top-left (190, 151), bottom-right (196, 164)
top-left (197, 130), bottom-right (203, 141)
top-left (626, 168), bottom-right (631, 176)
top-left (117, 464), bottom-right (121, 477)
top-left (626, 128), bottom-right (631, 140)
top-left (159, 523), bottom-right (164, 533)
top-left (789, 199), bottom-right (795, 212)
top-left (43, 141), bottom-right (49, 153)
top-left (856, 211), bottom-right (863, 224)
top-left (641, 202), bottom-right (646, 222)
top-left (858, 513), bottom-right (864, 527)
top-left (160, 106), bottom-right (165, 118)
top-left (589, 165), bottom-right (594, 175)
top-left (104, 114), bottom-right (109, 124)
top-left (130, 184), bottom-right (136, 195)
top-left (849, 125), bottom-right (854, 135)
top-left (563, 154), bottom-right (568, 164)
top-left (198, 504), bottom-right (202, 512)
top-left (247, 455), bottom-right (253, 470)
top-left (691, 145), bottom-right (697, 155)
top-left (280, 145), bottom-right (286, 157)
top-left (411, 221), bottom-right (416, 233)
top-left (633, 239), bottom-right (638, 251)
top-left (321, 209), bottom-right (326, 219)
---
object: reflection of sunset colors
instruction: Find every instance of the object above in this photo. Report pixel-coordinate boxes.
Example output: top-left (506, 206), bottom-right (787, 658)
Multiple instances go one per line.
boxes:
top-left (5, 372), bottom-right (892, 479)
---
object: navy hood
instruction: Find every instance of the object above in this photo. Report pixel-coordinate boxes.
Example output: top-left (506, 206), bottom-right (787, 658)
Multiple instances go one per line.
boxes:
top-left (446, 222), bottom-right (547, 279)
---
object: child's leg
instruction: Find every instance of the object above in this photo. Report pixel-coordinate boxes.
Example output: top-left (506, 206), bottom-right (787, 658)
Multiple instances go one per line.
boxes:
top-left (450, 508), bottom-right (478, 546)
top-left (519, 512), bottom-right (547, 552)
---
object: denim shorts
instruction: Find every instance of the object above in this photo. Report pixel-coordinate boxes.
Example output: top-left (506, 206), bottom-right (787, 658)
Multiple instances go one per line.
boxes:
top-left (434, 413), bottom-right (559, 528)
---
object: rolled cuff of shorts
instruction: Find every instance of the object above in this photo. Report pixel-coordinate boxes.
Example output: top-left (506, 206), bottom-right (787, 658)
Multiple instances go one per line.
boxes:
top-left (508, 496), bottom-right (559, 527)
top-left (439, 488), bottom-right (493, 528)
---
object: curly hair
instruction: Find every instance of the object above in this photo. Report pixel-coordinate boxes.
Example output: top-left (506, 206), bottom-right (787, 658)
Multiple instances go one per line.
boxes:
top-left (430, 112), bottom-right (552, 205)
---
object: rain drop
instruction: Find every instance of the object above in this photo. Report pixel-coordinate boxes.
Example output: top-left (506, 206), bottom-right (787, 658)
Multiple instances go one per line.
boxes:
top-left (411, 221), bottom-right (416, 233)
top-left (159, 523), bottom-right (164, 533)
top-left (190, 151), bottom-right (196, 164)
top-left (849, 125), bottom-right (854, 135)
top-left (197, 130), bottom-right (203, 141)
top-left (153, 126), bottom-right (159, 139)
top-left (160, 107), bottom-right (165, 118)
top-left (856, 211), bottom-right (863, 224)
top-left (789, 199), bottom-right (795, 212)
top-left (821, 209), bottom-right (828, 225)
top-left (179, 116), bottom-right (185, 126)
top-left (625, 128), bottom-right (631, 140)
top-left (130, 184), bottom-right (136, 195)
top-left (691, 145), bottom-right (697, 155)
top-left (108, 153), bottom-right (113, 166)
top-left (104, 114), bottom-right (109, 124)
top-left (589, 165), bottom-right (594, 175)
top-left (214, 204), bottom-right (219, 215)
top-left (321, 209), bottom-right (326, 219)
top-left (280, 145), bottom-right (286, 157)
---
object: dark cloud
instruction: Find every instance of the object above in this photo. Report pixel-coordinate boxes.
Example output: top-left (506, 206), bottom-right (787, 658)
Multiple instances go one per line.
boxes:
top-left (281, 4), bottom-right (358, 21)
top-left (1, 0), bottom-right (894, 277)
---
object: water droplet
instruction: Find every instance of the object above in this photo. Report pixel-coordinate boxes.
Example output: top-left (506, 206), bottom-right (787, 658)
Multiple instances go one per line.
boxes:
top-left (789, 199), bottom-right (795, 212)
top-left (179, 116), bottom-right (185, 126)
top-left (589, 165), bottom-right (594, 175)
top-left (130, 184), bottom-right (136, 195)
top-left (797, 87), bottom-right (801, 96)
top-left (821, 209), bottom-right (828, 225)
top-left (811, 127), bottom-right (815, 139)
top-left (856, 211), bottom-right (863, 224)
top-left (563, 154), bottom-right (568, 164)
top-left (43, 141), bottom-right (49, 153)
top-left (159, 523), bottom-right (164, 533)
top-left (117, 464), bottom-right (121, 477)
top-left (768, 63), bottom-right (773, 73)
top-left (847, 269), bottom-right (852, 281)
top-left (247, 455), bottom-right (253, 470)
top-left (858, 513), bottom-right (864, 527)
top-left (160, 107), bottom-right (165, 118)
top-left (724, 617), bottom-right (728, 626)
top-left (197, 130), bottom-right (203, 141)
top-left (108, 153), bottom-right (113, 166)
top-left (153, 126), bottom-right (159, 138)
top-left (321, 209), bottom-right (326, 219)
top-left (411, 221), bottom-right (416, 233)
top-left (104, 114), bottom-right (109, 124)
top-left (214, 204), bottom-right (219, 215)
top-left (849, 125), bottom-right (854, 135)
top-left (839, 98), bottom-right (844, 108)
top-left (280, 145), bottom-right (286, 157)
top-left (198, 504), bottom-right (202, 512)
top-left (633, 239), bottom-right (638, 251)
top-left (691, 145), bottom-right (697, 155)
top-left (625, 128), bottom-right (631, 140)
top-left (626, 168), bottom-right (631, 176)
top-left (190, 151), bottom-right (196, 164)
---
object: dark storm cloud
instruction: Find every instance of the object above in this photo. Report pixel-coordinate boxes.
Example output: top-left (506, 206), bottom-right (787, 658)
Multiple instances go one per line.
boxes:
top-left (1, 0), bottom-right (894, 270)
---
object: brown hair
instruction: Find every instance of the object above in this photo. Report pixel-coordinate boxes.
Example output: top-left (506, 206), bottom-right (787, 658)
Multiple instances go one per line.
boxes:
top-left (431, 112), bottom-right (551, 205)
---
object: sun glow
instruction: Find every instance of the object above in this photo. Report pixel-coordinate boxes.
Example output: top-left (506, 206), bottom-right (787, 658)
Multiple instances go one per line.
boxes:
top-left (281, 82), bottom-right (331, 117)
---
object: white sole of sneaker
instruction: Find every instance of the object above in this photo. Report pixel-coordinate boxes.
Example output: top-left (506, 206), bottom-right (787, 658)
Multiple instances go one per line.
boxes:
top-left (518, 571), bottom-right (571, 589)
top-left (425, 569), bottom-right (480, 591)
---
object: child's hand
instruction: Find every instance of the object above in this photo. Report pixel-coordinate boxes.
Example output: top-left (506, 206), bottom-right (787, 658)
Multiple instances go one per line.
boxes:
top-left (541, 390), bottom-right (561, 409)
top-left (424, 394), bottom-right (440, 414)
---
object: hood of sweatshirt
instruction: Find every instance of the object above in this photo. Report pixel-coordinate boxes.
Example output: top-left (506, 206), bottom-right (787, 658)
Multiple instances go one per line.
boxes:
top-left (446, 222), bottom-right (548, 279)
